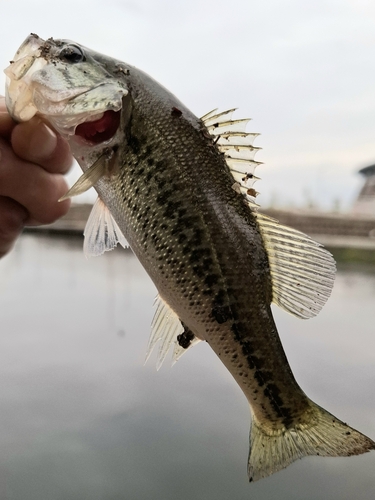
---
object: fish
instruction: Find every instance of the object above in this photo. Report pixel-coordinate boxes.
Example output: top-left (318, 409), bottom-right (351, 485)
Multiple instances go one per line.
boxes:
top-left (4, 33), bottom-right (375, 482)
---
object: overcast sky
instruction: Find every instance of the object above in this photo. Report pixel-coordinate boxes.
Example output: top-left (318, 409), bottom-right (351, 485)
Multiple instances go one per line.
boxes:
top-left (1, 0), bottom-right (374, 210)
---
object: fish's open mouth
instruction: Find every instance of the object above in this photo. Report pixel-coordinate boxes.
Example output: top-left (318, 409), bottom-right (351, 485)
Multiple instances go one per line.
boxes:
top-left (74, 110), bottom-right (121, 144)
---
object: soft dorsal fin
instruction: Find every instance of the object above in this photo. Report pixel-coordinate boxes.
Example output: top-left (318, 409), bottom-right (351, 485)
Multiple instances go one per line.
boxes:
top-left (256, 213), bottom-right (336, 319)
top-left (83, 197), bottom-right (129, 257)
top-left (201, 109), bottom-right (262, 208)
top-left (145, 295), bottom-right (201, 370)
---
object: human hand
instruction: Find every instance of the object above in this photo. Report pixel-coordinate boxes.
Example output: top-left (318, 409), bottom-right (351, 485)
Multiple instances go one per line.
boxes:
top-left (0, 96), bottom-right (73, 258)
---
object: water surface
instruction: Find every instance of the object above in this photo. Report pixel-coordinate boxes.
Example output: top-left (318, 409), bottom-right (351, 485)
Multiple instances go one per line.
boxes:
top-left (0, 234), bottom-right (374, 500)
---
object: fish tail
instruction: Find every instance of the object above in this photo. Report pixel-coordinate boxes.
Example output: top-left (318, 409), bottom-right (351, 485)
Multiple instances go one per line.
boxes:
top-left (248, 402), bottom-right (375, 482)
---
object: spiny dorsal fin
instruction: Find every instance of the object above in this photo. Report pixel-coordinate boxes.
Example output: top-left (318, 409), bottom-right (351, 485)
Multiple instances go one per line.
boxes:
top-left (83, 197), bottom-right (129, 257)
top-left (145, 295), bottom-right (201, 370)
top-left (202, 109), bottom-right (336, 319)
top-left (201, 109), bottom-right (261, 208)
top-left (256, 213), bottom-right (336, 319)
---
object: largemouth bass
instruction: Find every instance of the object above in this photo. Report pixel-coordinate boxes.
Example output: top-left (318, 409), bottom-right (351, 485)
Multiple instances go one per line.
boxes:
top-left (5, 34), bottom-right (375, 482)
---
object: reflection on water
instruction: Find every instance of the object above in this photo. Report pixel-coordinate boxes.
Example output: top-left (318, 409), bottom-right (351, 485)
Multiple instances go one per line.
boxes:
top-left (0, 234), bottom-right (374, 500)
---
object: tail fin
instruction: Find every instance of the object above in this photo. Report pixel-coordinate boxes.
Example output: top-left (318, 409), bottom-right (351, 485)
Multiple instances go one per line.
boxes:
top-left (248, 402), bottom-right (375, 482)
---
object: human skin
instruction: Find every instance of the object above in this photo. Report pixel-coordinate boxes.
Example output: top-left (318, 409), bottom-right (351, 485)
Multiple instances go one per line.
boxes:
top-left (0, 96), bottom-right (73, 257)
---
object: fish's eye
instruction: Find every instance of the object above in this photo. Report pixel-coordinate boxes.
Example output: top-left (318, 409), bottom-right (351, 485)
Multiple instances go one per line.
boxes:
top-left (59, 45), bottom-right (85, 63)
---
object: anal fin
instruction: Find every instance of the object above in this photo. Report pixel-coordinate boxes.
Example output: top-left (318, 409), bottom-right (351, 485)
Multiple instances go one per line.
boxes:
top-left (59, 154), bottom-right (108, 201)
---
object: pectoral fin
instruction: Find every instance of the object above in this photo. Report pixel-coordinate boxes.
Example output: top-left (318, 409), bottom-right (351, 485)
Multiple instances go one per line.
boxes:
top-left (58, 154), bottom-right (108, 201)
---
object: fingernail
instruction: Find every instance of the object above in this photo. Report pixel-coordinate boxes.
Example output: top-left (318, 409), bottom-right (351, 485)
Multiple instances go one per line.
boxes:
top-left (29, 123), bottom-right (57, 159)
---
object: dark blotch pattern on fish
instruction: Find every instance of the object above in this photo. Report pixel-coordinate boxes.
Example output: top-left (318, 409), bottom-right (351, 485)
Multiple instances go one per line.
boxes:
top-left (263, 384), bottom-right (294, 428)
top-left (230, 318), bottom-right (295, 427)
top-left (171, 106), bottom-right (182, 117)
top-left (128, 134), bottom-right (141, 154)
top-left (212, 304), bottom-right (232, 324)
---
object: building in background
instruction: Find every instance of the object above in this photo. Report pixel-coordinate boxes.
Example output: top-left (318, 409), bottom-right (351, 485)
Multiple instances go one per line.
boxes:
top-left (353, 164), bottom-right (375, 216)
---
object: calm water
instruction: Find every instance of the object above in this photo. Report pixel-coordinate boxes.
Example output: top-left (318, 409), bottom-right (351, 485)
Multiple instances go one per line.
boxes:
top-left (0, 233), bottom-right (374, 500)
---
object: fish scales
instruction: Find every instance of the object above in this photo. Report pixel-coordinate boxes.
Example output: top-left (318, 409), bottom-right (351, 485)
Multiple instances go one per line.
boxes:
top-left (4, 34), bottom-right (375, 483)
top-left (101, 67), bottom-right (309, 427)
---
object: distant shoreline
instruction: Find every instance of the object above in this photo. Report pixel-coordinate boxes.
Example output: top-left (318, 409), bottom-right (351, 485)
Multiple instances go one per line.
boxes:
top-left (23, 204), bottom-right (375, 265)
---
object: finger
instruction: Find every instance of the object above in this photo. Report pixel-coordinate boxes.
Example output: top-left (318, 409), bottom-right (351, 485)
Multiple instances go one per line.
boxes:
top-left (0, 138), bottom-right (71, 225)
top-left (11, 118), bottom-right (73, 174)
top-left (0, 96), bottom-right (16, 139)
top-left (0, 196), bottom-right (28, 258)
